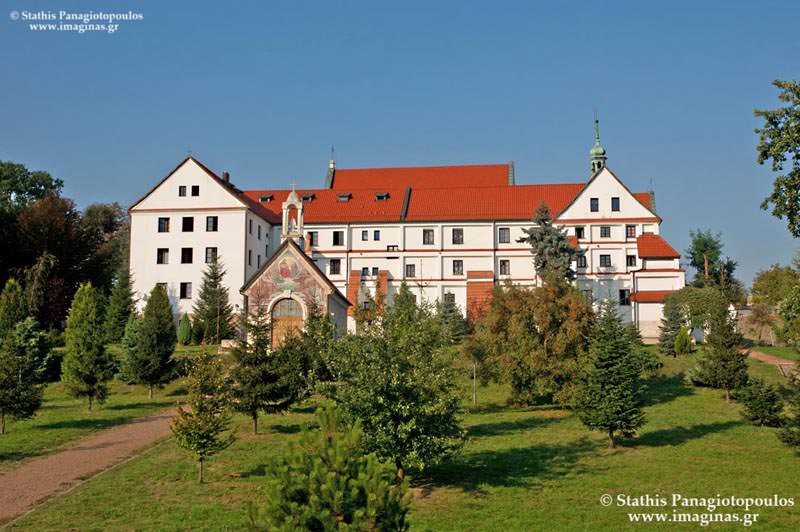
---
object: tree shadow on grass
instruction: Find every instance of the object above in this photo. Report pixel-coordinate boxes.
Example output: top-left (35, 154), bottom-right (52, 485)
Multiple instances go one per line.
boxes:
top-left (467, 413), bottom-right (564, 439)
top-left (642, 373), bottom-right (694, 406)
top-left (105, 401), bottom-right (167, 411)
top-left (631, 420), bottom-right (742, 448)
top-left (34, 416), bottom-right (137, 431)
top-left (241, 463), bottom-right (267, 478)
top-left (167, 386), bottom-right (188, 397)
top-left (417, 437), bottom-right (601, 494)
top-left (270, 422), bottom-right (306, 434)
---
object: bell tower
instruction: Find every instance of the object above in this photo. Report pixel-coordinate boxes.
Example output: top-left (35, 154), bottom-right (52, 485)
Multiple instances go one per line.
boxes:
top-left (281, 184), bottom-right (304, 246)
top-left (589, 118), bottom-right (607, 175)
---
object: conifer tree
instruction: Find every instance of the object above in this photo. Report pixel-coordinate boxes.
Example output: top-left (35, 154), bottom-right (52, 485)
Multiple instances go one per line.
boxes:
top-left (778, 371), bottom-right (800, 448)
top-left (171, 354), bottom-right (233, 482)
top-left (437, 297), bottom-right (469, 347)
top-left (0, 318), bottom-right (46, 434)
top-left (575, 301), bottom-right (646, 448)
top-left (659, 294), bottom-right (684, 356)
top-left (191, 318), bottom-right (204, 345)
top-left (230, 310), bottom-right (307, 434)
top-left (123, 284), bottom-right (176, 398)
top-left (177, 313), bottom-right (192, 346)
top-left (192, 259), bottom-right (234, 344)
top-left (740, 378), bottom-right (784, 427)
top-left (250, 403), bottom-right (411, 531)
top-left (299, 304), bottom-right (337, 387)
top-left (0, 278), bottom-right (27, 339)
top-left (689, 308), bottom-right (749, 403)
top-left (62, 282), bottom-right (115, 409)
top-left (518, 201), bottom-right (583, 285)
top-left (104, 266), bottom-right (135, 344)
top-left (674, 326), bottom-right (693, 355)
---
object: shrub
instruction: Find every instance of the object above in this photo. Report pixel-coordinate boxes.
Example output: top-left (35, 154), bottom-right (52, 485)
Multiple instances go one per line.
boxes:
top-left (177, 314), bottom-right (192, 346)
top-left (739, 378), bottom-right (785, 427)
top-left (674, 326), bottom-right (693, 355)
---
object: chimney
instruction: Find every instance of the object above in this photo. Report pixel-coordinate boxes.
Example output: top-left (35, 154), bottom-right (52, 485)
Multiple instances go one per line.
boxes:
top-left (222, 171), bottom-right (230, 184)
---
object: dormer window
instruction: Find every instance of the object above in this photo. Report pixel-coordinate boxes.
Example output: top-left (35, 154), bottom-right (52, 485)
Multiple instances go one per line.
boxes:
top-left (302, 193), bottom-right (315, 202)
top-left (337, 193), bottom-right (352, 202)
top-left (375, 192), bottom-right (390, 201)
top-left (259, 194), bottom-right (273, 203)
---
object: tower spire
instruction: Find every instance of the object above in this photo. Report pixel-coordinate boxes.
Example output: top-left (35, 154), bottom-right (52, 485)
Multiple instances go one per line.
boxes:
top-left (589, 115), bottom-right (607, 176)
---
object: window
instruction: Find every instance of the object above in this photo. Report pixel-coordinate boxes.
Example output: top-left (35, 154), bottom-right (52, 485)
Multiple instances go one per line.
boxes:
top-left (619, 289), bottom-right (631, 306)
top-left (178, 185), bottom-right (187, 197)
top-left (337, 193), bottom-right (352, 202)
top-left (611, 197), bottom-right (620, 211)
top-left (386, 245), bottom-right (399, 252)
top-left (182, 217), bottom-right (194, 232)
top-left (375, 192), bottom-right (390, 201)
top-left (257, 254), bottom-right (261, 267)
top-left (600, 226), bottom-right (611, 238)
top-left (333, 231), bottom-right (344, 246)
top-left (575, 226), bottom-right (585, 239)
top-left (361, 267), bottom-right (369, 276)
top-left (181, 248), bottom-right (193, 264)
top-left (372, 267), bottom-right (379, 276)
top-left (599, 254), bottom-right (612, 268)
top-left (423, 229), bottom-right (434, 245)
top-left (258, 225), bottom-right (262, 240)
top-left (577, 255), bottom-right (587, 268)
top-left (362, 300), bottom-right (372, 311)
top-left (180, 282), bottom-right (192, 299)
top-left (626, 254), bottom-right (637, 267)
top-left (374, 230), bottom-right (381, 241)
top-left (590, 198), bottom-right (599, 212)
top-left (498, 227), bottom-right (510, 244)
top-left (626, 224), bottom-right (636, 238)
top-left (453, 260), bottom-right (464, 275)
top-left (260, 194), bottom-right (273, 203)
top-left (248, 249), bottom-right (252, 266)
top-left (205, 247), bottom-right (217, 264)
top-left (156, 248), bottom-right (169, 264)
top-left (249, 219), bottom-right (253, 234)
top-left (405, 264), bottom-right (416, 277)
top-left (158, 217), bottom-right (170, 232)
top-left (308, 231), bottom-right (318, 246)
top-left (361, 230), bottom-right (369, 241)
top-left (499, 260), bottom-right (510, 275)
top-left (329, 259), bottom-right (341, 275)
top-left (191, 185), bottom-right (200, 197)
top-left (302, 193), bottom-right (316, 202)
top-left (443, 292), bottom-right (456, 305)
top-left (452, 228), bottom-right (464, 245)
top-left (206, 216), bottom-right (218, 232)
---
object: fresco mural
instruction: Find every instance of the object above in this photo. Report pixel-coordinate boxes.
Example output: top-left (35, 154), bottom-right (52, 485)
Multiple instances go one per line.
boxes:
top-left (245, 247), bottom-right (327, 314)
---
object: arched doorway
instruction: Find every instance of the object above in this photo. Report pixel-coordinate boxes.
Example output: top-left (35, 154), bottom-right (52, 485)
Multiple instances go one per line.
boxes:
top-left (271, 298), bottom-right (304, 347)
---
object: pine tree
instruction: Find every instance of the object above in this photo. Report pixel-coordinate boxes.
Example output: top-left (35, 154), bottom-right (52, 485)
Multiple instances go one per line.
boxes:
top-left (739, 378), bottom-right (784, 427)
top-left (659, 294), bottom-right (684, 356)
top-left (123, 284), bottom-right (176, 399)
top-left (300, 304), bottom-right (336, 387)
top-left (230, 310), bottom-right (307, 434)
top-left (192, 260), bottom-right (234, 344)
top-left (0, 318), bottom-right (46, 434)
top-left (778, 372), bottom-right (800, 448)
top-left (249, 403), bottom-right (411, 531)
top-left (437, 297), bottom-right (469, 347)
top-left (104, 266), bottom-right (135, 344)
top-left (171, 354), bottom-right (233, 483)
top-left (62, 283), bottom-right (115, 409)
top-left (177, 313), bottom-right (192, 346)
top-left (518, 201), bottom-right (583, 285)
top-left (575, 301), bottom-right (646, 448)
top-left (689, 308), bottom-right (749, 403)
top-left (0, 279), bottom-right (28, 339)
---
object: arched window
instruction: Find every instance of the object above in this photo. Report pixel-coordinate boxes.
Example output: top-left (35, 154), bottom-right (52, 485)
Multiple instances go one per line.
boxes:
top-left (271, 298), bottom-right (303, 347)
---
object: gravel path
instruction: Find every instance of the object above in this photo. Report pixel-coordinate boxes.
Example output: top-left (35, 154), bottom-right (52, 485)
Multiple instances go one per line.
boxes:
top-left (748, 349), bottom-right (797, 376)
top-left (0, 408), bottom-right (176, 525)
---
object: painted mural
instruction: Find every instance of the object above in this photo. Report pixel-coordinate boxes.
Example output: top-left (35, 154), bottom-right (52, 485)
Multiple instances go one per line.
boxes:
top-left (245, 247), bottom-right (327, 314)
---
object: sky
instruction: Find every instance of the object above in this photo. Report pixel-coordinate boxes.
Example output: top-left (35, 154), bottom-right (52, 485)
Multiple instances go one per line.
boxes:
top-left (1, 0), bottom-right (798, 285)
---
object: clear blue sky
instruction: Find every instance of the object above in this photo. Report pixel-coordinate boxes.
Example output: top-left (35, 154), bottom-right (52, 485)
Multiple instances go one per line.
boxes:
top-left (1, 0), bottom-right (798, 285)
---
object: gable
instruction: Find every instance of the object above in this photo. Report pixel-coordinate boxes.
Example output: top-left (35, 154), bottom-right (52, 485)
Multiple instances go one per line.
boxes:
top-left (555, 167), bottom-right (658, 222)
top-left (130, 158), bottom-right (248, 212)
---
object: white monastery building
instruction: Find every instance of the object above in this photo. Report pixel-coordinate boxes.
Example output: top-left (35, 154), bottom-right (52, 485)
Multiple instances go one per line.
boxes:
top-left (129, 126), bottom-right (685, 340)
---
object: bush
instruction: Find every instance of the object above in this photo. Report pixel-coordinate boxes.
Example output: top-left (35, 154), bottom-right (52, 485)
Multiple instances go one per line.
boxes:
top-left (739, 378), bottom-right (785, 427)
top-left (674, 326), bottom-right (693, 355)
top-left (177, 314), bottom-right (192, 346)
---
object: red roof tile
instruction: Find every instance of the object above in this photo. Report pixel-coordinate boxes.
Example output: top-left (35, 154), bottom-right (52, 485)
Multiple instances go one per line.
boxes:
top-left (630, 290), bottom-right (674, 303)
top-left (331, 164), bottom-right (510, 190)
top-left (633, 192), bottom-right (652, 211)
top-left (637, 233), bottom-right (680, 259)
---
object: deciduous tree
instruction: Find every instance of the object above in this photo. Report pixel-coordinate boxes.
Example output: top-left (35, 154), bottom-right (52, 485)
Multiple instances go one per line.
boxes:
top-left (0, 278), bottom-right (27, 339)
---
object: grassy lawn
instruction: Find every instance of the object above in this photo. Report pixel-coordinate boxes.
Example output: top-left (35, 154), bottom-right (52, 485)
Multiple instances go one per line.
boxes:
top-left (751, 345), bottom-right (800, 363)
top-left (7, 351), bottom-right (799, 531)
top-left (0, 344), bottom-right (213, 472)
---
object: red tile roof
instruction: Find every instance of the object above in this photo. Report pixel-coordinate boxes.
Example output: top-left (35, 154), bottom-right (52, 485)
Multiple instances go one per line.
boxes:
top-left (331, 164), bottom-right (510, 190)
top-left (636, 233), bottom-right (680, 259)
top-left (630, 290), bottom-right (674, 303)
top-left (404, 183), bottom-right (585, 222)
top-left (633, 192), bottom-right (652, 211)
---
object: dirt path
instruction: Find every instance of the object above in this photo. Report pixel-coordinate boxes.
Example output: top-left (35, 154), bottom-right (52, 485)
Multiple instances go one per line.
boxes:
top-left (0, 408), bottom-right (176, 526)
top-left (748, 349), bottom-right (797, 377)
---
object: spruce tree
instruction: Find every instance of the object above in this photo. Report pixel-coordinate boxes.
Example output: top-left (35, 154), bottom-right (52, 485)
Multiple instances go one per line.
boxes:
top-left (230, 310), bottom-right (307, 434)
top-left (0, 278), bottom-right (28, 339)
top-left (0, 318), bottom-right (46, 434)
top-left (104, 266), bottom-right (135, 344)
top-left (171, 354), bottom-right (233, 482)
top-left (575, 301), bottom-right (646, 448)
top-left (62, 282), bottom-right (115, 409)
top-left (690, 308), bottom-right (749, 403)
top-left (778, 372), bottom-right (800, 448)
top-left (177, 313), bottom-right (192, 346)
top-left (192, 259), bottom-right (234, 344)
top-left (123, 284), bottom-right (176, 398)
top-left (250, 403), bottom-right (411, 531)
top-left (659, 294), bottom-right (684, 356)
top-left (518, 201), bottom-right (583, 285)
top-left (191, 317), bottom-right (204, 345)
top-left (739, 378), bottom-right (784, 427)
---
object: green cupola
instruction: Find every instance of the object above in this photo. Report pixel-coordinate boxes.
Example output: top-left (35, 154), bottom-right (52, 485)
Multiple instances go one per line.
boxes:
top-left (590, 118), bottom-right (607, 175)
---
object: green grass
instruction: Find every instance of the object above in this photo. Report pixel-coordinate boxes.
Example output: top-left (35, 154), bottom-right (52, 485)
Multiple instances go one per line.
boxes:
top-left (7, 352), bottom-right (800, 531)
top-left (0, 344), bottom-right (213, 471)
top-left (751, 345), bottom-right (800, 363)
